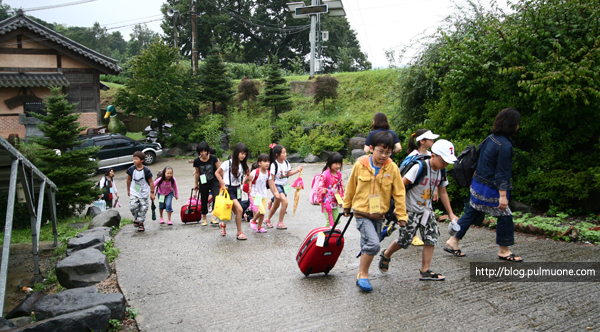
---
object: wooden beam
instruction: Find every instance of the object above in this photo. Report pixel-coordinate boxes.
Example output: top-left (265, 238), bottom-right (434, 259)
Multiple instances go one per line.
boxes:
top-left (0, 68), bottom-right (59, 72)
top-left (16, 35), bottom-right (22, 48)
top-left (0, 48), bottom-right (58, 55)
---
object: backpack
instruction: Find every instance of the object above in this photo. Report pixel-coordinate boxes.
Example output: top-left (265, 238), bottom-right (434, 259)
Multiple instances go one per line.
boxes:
top-left (399, 154), bottom-right (431, 191)
top-left (243, 169), bottom-right (271, 194)
top-left (309, 169), bottom-right (341, 205)
top-left (448, 136), bottom-right (490, 188)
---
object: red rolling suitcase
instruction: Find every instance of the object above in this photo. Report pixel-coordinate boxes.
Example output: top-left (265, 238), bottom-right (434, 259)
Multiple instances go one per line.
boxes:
top-left (180, 189), bottom-right (202, 223)
top-left (296, 212), bottom-right (354, 277)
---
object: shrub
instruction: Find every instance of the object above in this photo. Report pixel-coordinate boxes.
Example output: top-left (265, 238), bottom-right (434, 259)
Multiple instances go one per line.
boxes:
top-left (307, 125), bottom-right (345, 156)
top-left (312, 75), bottom-right (339, 111)
top-left (189, 114), bottom-right (226, 148)
top-left (227, 105), bottom-right (274, 157)
top-left (237, 77), bottom-right (261, 103)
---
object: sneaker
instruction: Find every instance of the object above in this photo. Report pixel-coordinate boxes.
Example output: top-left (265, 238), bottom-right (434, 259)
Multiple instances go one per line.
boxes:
top-left (210, 216), bottom-right (219, 225)
top-left (201, 220), bottom-right (208, 226)
top-left (264, 220), bottom-right (273, 228)
top-left (257, 227), bottom-right (267, 233)
top-left (411, 236), bottom-right (424, 246)
top-left (250, 221), bottom-right (258, 231)
top-left (276, 222), bottom-right (287, 230)
top-left (267, 200), bottom-right (273, 210)
top-left (159, 219), bottom-right (165, 224)
top-left (356, 274), bottom-right (373, 292)
top-left (167, 220), bottom-right (173, 225)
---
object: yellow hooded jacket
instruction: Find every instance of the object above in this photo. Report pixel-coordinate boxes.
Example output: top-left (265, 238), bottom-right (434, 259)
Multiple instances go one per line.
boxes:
top-left (343, 155), bottom-right (408, 222)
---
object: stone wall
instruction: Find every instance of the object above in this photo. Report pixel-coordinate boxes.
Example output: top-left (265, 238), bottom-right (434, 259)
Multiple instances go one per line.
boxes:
top-left (290, 81), bottom-right (314, 97)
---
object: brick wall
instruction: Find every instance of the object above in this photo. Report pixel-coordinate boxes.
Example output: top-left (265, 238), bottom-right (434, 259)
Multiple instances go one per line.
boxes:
top-left (0, 116), bottom-right (25, 138)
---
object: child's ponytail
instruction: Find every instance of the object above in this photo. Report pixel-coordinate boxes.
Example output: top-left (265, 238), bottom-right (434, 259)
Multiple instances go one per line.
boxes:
top-left (407, 129), bottom-right (428, 154)
top-left (269, 143), bottom-right (283, 164)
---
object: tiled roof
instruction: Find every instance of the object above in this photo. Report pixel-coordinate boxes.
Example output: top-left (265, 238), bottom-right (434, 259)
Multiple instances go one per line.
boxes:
top-left (0, 12), bottom-right (122, 74)
top-left (0, 73), bottom-right (70, 88)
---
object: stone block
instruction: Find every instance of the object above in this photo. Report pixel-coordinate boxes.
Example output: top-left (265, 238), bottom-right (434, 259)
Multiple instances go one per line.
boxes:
top-left (304, 153), bottom-right (321, 163)
top-left (34, 287), bottom-right (125, 321)
top-left (24, 305), bottom-right (110, 332)
top-left (351, 149), bottom-right (366, 159)
top-left (55, 248), bottom-right (110, 289)
top-left (5, 290), bottom-right (45, 319)
top-left (88, 210), bottom-right (120, 230)
top-left (287, 153), bottom-right (304, 163)
top-left (349, 137), bottom-right (366, 150)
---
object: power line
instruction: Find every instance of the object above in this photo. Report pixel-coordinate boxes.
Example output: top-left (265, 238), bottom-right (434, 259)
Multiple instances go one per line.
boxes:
top-left (102, 14), bottom-right (163, 27)
top-left (22, 0), bottom-right (99, 12)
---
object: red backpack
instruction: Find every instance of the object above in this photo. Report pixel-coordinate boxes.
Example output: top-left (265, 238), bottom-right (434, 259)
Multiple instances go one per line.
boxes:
top-left (243, 169), bottom-right (271, 193)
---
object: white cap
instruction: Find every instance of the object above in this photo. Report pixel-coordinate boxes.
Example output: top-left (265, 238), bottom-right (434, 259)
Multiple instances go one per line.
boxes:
top-left (432, 139), bottom-right (458, 164)
top-left (415, 130), bottom-right (439, 142)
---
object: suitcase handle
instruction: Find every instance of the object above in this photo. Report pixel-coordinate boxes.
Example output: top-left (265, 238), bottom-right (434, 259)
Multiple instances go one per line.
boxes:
top-left (325, 212), bottom-right (353, 247)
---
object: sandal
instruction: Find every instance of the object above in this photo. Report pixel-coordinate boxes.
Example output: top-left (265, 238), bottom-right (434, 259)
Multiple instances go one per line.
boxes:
top-left (276, 222), bottom-right (287, 230)
top-left (264, 220), bottom-right (273, 228)
top-left (419, 269), bottom-right (445, 281)
top-left (356, 274), bottom-right (373, 292)
top-left (219, 222), bottom-right (226, 236)
top-left (137, 223), bottom-right (145, 232)
top-left (498, 253), bottom-right (523, 262)
top-left (133, 221), bottom-right (139, 228)
top-left (236, 232), bottom-right (247, 240)
top-left (378, 250), bottom-right (391, 273)
top-left (443, 247), bottom-right (466, 257)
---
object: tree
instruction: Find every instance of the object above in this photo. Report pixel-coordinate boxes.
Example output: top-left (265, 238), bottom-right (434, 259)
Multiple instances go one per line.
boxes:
top-left (127, 24), bottom-right (160, 58)
top-left (259, 56), bottom-right (292, 116)
top-left (0, 1), bottom-right (11, 21)
top-left (31, 87), bottom-right (100, 218)
top-left (198, 46), bottom-right (235, 113)
top-left (312, 75), bottom-right (339, 111)
top-left (115, 40), bottom-right (198, 138)
top-left (237, 77), bottom-right (261, 103)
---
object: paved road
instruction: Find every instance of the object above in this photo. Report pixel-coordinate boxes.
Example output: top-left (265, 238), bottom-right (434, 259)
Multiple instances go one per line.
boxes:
top-left (104, 158), bottom-right (600, 331)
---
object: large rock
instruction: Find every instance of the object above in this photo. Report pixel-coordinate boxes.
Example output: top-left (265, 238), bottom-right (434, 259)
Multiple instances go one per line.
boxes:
top-left (349, 137), bottom-right (366, 150)
top-left (0, 317), bottom-right (16, 331)
top-left (166, 147), bottom-right (181, 157)
top-left (34, 287), bottom-right (125, 321)
top-left (287, 153), bottom-right (304, 163)
top-left (318, 150), bottom-right (335, 162)
top-left (67, 234), bottom-right (105, 254)
top-left (304, 153), bottom-right (321, 163)
top-left (76, 227), bottom-right (113, 241)
top-left (8, 316), bottom-right (33, 328)
top-left (352, 149), bottom-right (366, 159)
top-left (85, 206), bottom-right (101, 218)
top-left (337, 147), bottom-right (349, 158)
top-left (5, 290), bottom-right (45, 319)
top-left (88, 210), bottom-right (120, 230)
top-left (66, 243), bottom-right (105, 257)
top-left (186, 142), bottom-right (198, 152)
top-left (509, 200), bottom-right (537, 214)
top-left (23, 305), bottom-right (111, 332)
top-left (219, 133), bottom-right (229, 151)
top-left (55, 248), bottom-right (110, 289)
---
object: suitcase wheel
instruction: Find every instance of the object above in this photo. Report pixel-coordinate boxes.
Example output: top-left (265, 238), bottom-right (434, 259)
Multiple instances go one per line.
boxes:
top-left (304, 267), bottom-right (312, 277)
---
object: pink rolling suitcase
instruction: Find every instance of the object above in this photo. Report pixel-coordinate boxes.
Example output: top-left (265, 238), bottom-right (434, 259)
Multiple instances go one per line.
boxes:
top-left (296, 213), bottom-right (353, 277)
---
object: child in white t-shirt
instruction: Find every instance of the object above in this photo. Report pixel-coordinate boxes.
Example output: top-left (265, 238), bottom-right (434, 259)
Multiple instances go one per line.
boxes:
top-left (248, 154), bottom-right (280, 233)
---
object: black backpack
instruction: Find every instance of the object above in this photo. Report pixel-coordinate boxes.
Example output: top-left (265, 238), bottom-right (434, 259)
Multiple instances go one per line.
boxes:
top-left (448, 136), bottom-right (490, 188)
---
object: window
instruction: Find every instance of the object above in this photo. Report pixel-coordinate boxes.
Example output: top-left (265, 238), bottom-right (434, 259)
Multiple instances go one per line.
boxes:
top-left (94, 138), bottom-right (114, 150)
top-left (114, 138), bottom-right (133, 147)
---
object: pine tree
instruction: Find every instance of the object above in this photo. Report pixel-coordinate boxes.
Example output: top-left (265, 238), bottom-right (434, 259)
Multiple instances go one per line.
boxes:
top-left (259, 56), bottom-right (292, 116)
top-left (198, 46), bottom-right (235, 113)
top-left (32, 87), bottom-right (100, 218)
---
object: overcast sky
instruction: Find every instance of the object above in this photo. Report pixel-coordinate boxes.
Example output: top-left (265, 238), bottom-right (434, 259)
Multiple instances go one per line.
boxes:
top-left (7, 0), bottom-right (500, 68)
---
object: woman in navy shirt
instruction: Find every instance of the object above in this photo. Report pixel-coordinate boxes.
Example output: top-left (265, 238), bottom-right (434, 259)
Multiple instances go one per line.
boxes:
top-left (363, 112), bottom-right (402, 154)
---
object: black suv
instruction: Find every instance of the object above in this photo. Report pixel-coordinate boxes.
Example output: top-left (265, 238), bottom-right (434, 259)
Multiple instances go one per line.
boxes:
top-left (76, 134), bottom-right (163, 170)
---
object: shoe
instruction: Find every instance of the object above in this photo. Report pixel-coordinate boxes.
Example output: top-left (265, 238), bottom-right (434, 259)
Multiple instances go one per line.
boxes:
top-left (267, 200), bottom-right (273, 210)
top-left (498, 253), bottom-right (523, 262)
top-left (419, 269), bottom-right (445, 281)
top-left (167, 221), bottom-right (173, 225)
top-left (257, 227), bottom-right (267, 233)
top-left (237, 232), bottom-right (247, 240)
top-left (378, 250), bottom-right (391, 273)
top-left (210, 216), bottom-right (219, 225)
top-left (219, 222), bottom-right (226, 236)
top-left (137, 223), bottom-right (145, 232)
top-left (250, 221), bottom-right (258, 231)
top-left (201, 220), bottom-right (208, 226)
top-left (411, 236), bottom-right (424, 246)
top-left (264, 220), bottom-right (273, 228)
top-left (159, 219), bottom-right (165, 224)
top-left (356, 274), bottom-right (373, 292)
top-left (276, 222), bottom-right (287, 230)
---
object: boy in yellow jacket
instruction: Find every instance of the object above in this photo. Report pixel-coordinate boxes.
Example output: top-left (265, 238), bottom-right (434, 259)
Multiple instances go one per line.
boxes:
top-left (343, 131), bottom-right (408, 292)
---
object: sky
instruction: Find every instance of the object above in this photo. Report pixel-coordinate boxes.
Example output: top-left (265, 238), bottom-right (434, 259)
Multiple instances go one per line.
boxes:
top-left (6, 0), bottom-right (500, 68)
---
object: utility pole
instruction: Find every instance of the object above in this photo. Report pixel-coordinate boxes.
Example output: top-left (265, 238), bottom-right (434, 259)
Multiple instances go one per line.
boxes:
top-left (190, 0), bottom-right (198, 75)
top-left (309, 0), bottom-right (317, 78)
top-left (168, 9), bottom-right (180, 64)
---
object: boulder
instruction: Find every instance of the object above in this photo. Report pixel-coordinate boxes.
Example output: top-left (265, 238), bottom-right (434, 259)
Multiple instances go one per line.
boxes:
top-left (0, 317), bottom-right (16, 331)
top-left (219, 133), bottom-right (229, 151)
top-left (186, 142), bottom-right (198, 152)
top-left (318, 150), bottom-right (334, 162)
top-left (66, 243), bottom-right (105, 257)
top-left (85, 206), bottom-right (102, 218)
top-left (55, 248), bottom-right (110, 289)
top-left (8, 316), bottom-right (33, 328)
top-left (5, 290), bottom-right (45, 319)
top-left (337, 147), bottom-right (349, 158)
top-left (304, 153), bottom-right (321, 163)
top-left (355, 132), bottom-right (366, 138)
top-left (34, 287), bottom-right (125, 321)
top-left (76, 227), bottom-right (113, 241)
top-left (509, 200), bottom-right (537, 214)
top-left (166, 147), bottom-right (181, 157)
top-left (349, 137), bottom-right (366, 150)
top-left (67, 234), bottom-right (105, 253)
top-left (88, 210), bottom-right (120, 230)
top-left (287, 153), bottom-right (304, 163)
top-left (24, 305), bottom-right (111, 332)
top-left (351, 149), bottom-right (366, 159)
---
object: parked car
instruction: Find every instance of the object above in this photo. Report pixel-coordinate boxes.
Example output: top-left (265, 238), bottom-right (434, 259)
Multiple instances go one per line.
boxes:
top-left (74, 133), bottom-right (163, 170)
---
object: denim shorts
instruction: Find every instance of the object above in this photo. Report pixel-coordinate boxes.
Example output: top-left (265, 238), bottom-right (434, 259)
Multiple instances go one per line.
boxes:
top-left (227, 186), bottom-right (241, 201)
top-left (270, 184), bottom-right (288, 202)
top-left (158, 192), bottom-right (174, 212)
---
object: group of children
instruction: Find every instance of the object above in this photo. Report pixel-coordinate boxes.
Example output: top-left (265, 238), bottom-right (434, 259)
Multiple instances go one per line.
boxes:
top-left (119, 129), bottom-right (458, 292)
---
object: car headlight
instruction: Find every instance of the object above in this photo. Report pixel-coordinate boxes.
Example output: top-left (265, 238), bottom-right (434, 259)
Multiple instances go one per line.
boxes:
top-left (155, 143), bottom-right (161, 149)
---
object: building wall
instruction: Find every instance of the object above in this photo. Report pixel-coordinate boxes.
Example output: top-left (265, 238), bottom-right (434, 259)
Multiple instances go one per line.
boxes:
top-left (0, 117), bottom-right (25, 138)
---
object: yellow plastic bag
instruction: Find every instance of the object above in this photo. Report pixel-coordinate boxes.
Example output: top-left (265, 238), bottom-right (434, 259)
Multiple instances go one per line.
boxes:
top-left (213, 188), bottom-right (233, 221)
